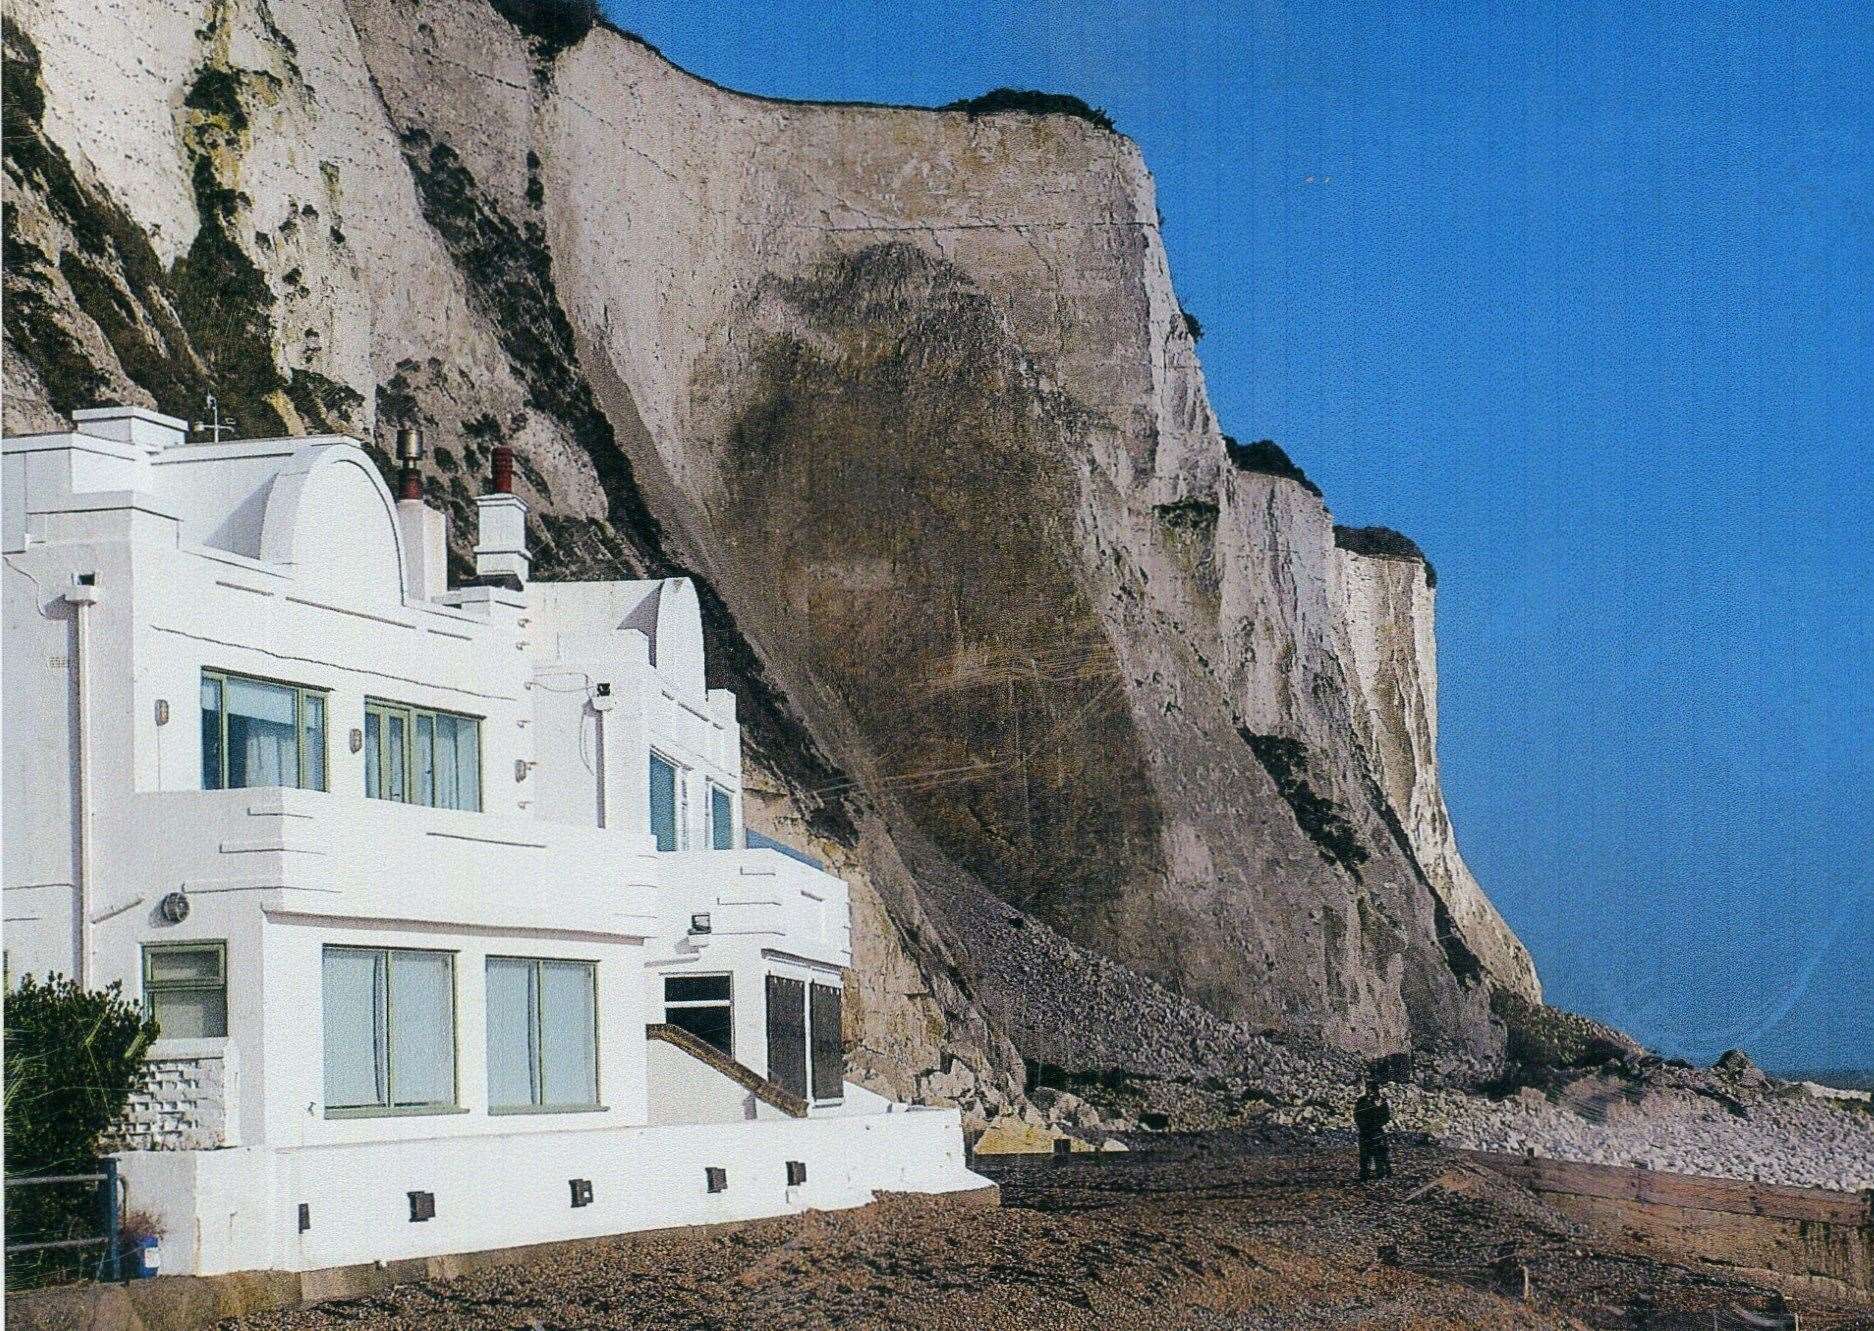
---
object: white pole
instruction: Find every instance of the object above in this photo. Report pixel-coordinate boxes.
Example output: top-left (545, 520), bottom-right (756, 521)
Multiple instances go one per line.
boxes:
top-left (63, 580), bottom-right (99, 987)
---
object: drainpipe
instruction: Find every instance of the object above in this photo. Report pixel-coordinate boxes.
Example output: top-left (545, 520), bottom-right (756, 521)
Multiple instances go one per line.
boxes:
top-left (63, 576), bottom-right (99, 987)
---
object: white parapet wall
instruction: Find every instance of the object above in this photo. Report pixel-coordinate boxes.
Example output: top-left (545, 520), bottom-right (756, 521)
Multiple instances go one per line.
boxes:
top-left (118, 1106), bottom-right (987, 1276)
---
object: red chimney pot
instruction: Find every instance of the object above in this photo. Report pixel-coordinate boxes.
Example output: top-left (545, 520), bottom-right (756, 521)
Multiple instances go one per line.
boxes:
top-left (491, 446), bottom-right (515, 495)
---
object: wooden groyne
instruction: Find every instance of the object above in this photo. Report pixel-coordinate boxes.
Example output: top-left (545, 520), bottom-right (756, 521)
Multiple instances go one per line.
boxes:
top-left (1460, 1150), bottom-right (1874, 1296)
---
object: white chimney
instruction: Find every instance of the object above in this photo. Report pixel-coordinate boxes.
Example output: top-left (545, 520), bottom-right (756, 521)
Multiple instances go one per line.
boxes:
top-left (473, 445), bottom-right (529, 588)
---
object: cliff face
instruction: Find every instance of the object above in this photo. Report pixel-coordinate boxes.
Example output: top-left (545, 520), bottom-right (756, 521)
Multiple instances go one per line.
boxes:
top-left (3, 0), bottom-right (1536, 1113)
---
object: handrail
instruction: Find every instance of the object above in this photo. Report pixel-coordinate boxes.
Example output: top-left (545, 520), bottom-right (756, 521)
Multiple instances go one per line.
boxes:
top-left (645, 1023), bottom-right (808, 1117)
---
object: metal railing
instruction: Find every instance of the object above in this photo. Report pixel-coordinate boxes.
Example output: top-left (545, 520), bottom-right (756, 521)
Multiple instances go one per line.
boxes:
top-left (3, 1159), bottom-right (123, 1287)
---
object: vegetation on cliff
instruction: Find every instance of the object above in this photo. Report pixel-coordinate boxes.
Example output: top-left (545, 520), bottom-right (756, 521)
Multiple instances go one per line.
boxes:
top-left (1335, 523), bottom-right (1437, 588)
top-left (942, 88), bottom-right (1116, 134)
top-left (1224, 436), bottom-right (1323, 498)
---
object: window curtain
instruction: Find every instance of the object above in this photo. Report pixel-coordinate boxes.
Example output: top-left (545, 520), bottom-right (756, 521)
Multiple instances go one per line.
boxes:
top-left (201, 676), bottom-right (224, 788)
top-left (388, 951), bottom-right (454, 1105)
top-left (226, 677), bottom-right (298, 788)
top-left (486, 958), bottom-right (539, 1107)
top-left (540, 961), bottom-right (597, 1105)
top-left (323, 949), bottom-right (387, 1108)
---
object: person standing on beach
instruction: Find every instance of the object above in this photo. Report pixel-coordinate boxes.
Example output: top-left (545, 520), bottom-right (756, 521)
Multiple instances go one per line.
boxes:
top-left (1354, 1079), bottom-right (1393, 1181)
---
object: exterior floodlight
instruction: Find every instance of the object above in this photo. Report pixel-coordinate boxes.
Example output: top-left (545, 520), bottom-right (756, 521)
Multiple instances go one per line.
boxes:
top-left (689, 912), bottom-right (712, 936)
top-left (395, 428), bottom-right (425, 463)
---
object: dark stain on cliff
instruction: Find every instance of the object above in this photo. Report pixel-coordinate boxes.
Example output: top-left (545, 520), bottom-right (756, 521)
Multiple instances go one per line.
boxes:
top-left (715, 242), bottom-right (1164, 926)
top-left (1237, 730), bottom-right (1370, 875)
top-left (394, 125), bottom-right (858, 841)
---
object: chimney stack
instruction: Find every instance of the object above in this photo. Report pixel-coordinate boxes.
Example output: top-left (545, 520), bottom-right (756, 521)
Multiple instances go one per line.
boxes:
top-left (393, 427), bottom-right (446, 601)
top-left (474, 444), bottom-right (529, 589)
top-left (395, 428), bottom-right (425, 501)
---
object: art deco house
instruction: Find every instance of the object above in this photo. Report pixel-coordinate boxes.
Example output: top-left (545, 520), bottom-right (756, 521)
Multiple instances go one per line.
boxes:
top-left (1, 406), bottom-right (985, 1277)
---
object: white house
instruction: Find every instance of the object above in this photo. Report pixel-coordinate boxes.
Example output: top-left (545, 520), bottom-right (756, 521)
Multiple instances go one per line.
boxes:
top-left (1, 406), bottom-right (987, 1277)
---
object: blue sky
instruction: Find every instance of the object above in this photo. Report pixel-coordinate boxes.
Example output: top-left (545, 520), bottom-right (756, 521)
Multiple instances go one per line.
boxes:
top-left (607, 0), bottom-right (1874, 1072)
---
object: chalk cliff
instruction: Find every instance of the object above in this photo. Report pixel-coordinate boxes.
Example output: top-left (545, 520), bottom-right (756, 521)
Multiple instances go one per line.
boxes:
top-left (3, 0), bottom-right (1536, 1119)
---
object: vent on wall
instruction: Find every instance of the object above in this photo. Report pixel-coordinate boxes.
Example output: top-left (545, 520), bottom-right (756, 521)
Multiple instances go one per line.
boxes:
top-left (408, 1190), bottom-right (436, 1222)
top-left (298, 1203), bottom-right (310, 1233)
top-left (704, 1167), bottom-right (728, 1194)
top-left (785, 1160), bottom-right (807, 1187)
top-left (569, 1178), bottom-right (594, 1208)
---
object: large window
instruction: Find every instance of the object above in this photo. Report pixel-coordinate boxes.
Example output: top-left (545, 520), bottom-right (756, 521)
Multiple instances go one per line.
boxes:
top-left (143, 942), bottom-right (227, 1039)
top-left (365, 701), bottom-right (481, 811)
top-left (321, 946), bottom-right (457, 1115)
top-left (708, 783), bottom-right (735, 850)
top-left (202, 671), bottom-right (327, 791)
top-left (663, 974), bottom-right (732, 1056)
top-left (765, 975), bottom-right (807, 1100)
top-left (485, 957), bottom-right (600, 1112)
top-left (810, 982), bottom-right (844, 1102)
top-left (649, 752), bottom-right (680, 851)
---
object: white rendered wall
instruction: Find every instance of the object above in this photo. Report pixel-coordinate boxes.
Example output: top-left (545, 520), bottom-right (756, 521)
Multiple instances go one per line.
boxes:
top-left (119, 1106), bottom-right (984, 1276)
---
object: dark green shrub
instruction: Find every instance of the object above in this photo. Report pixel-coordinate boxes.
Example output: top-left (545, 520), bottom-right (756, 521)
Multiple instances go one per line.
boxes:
top-left (4, 976), bottom-right (157, 1287)
top-left (941, 88), bottom-right (1115, 134)
top-left (1223, 436), bottom-right (1322, 498)
top-left (1333, 524), bottom-right (1437, 588)
top-left (487, 0), bottom-right (598, 57)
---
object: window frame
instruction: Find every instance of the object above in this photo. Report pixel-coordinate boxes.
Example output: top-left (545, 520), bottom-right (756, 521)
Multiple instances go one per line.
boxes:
top-left (201, 668), bottom-right (329, 792)
top-left (321, 944), bottom-right (463, 1119)
top-left (662, 972), bottom-right (734, 1058)
top-left (141, 940), bottom-right (229, 1039)
top-left (485, 955), bottom-right (603, 1115)
top-left (363, 698), bottom-right (484, 811)
top-left (707, 782), bottom-right (736, 851)
top-left (649, 749), bottom-right (685, 851)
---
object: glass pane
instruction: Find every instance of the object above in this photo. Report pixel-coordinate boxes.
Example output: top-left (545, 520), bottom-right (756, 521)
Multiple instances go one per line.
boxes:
top-left (416, 713), bottom-right (436, 807)
top-left (387, 951), bottom-right (454, 1106)
top-left (364, 710), bottom-right (382, 799)
top-left (201, 676), bottom-right (224, 789)
top-left (710, 786), bottom-right (734, 850)
top-left (323, 949), bottom-right (387, 1108)
top-left (385, 714), bottom-right (407, 803)
top-left (667, 1004), bottom-right (733, 1057)
top-left (540, 962), bottom-right (597, 1106)
top-left (147, 945), bottom-right (222, 984)
top-left (226, 677), bottom-right (299, 789)
top-left (302, 694), bottom-right (326, 791)
top-left (151, 987), bottom-right (227, 1040)
top-left (455, 719), bottom-right (480, 812)
top-left (485, 958), bottom-right (539, 1108)
top-left (810, 983), bottom-right (844, 1101)
top-left (649, 755), bottom-right (677, 851)
top-left (664, 975), bottom-right (731, 1004)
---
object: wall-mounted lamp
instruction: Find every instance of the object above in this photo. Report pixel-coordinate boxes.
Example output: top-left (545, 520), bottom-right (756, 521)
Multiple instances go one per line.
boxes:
top-left (349, 728), bottom-right (364, 754)
top-left (689, 912), bottom-right (712, 936)
top-left (515, 759), bottom-right (531, 783)
top-left (159, 891), bottom-right (191, 924)
top-left (154, 699), bottom-right (170, 726)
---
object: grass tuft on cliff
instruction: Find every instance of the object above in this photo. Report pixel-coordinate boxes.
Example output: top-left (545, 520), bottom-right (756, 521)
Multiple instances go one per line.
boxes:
top-left (1334, 524), bottom-right (1437, 588)
top-left (942, 88), bottom-right (1115, 134)
top-left (1223, 436), bottom-right (1323, 498)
